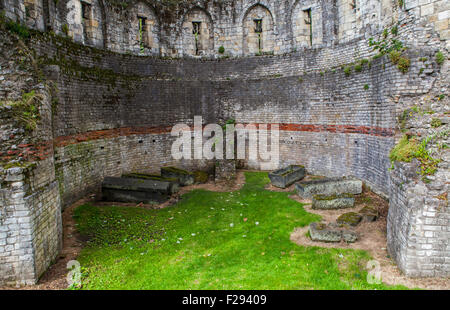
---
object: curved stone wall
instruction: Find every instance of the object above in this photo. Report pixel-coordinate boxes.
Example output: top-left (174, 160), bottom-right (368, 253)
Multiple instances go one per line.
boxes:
top-left (0, 0), bottom-right (448, 285)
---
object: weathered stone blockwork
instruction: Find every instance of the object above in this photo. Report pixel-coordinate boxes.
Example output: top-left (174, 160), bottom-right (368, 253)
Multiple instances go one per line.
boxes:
top-left (388, 161), bottom-right (449, 277)
top-left (0, 0), bottom-right (449, 285)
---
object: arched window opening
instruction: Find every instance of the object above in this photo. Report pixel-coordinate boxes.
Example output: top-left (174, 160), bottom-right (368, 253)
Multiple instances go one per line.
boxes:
top-left (243, 5), bottom-right (275, 56)
top-left (181, 8), bottom-right (214, 57)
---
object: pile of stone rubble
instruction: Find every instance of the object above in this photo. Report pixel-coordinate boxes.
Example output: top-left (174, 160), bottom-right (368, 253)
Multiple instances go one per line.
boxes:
top-left (269, 165), bottom-right (379, 243)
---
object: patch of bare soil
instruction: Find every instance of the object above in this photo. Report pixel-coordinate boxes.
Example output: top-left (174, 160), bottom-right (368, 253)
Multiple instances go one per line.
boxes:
top-left (289, 190), bottom-right (450, 290)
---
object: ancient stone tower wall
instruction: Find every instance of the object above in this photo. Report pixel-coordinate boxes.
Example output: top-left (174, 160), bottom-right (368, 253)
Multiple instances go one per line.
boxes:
top-left (0, 0), bottom-right (448, 285)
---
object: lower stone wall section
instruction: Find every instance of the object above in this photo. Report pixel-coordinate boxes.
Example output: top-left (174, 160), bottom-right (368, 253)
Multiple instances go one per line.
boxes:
top-left (0, 158), bottom-right (61, 286)
top-left (55, 133), bottom-right (213, 209)
top-left (387, 161), bottom-right (449, 277)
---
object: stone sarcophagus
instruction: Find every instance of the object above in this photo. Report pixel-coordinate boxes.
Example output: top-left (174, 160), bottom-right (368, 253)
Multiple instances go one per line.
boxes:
top-left (268, 165), bottom-right (306, 188)
top-left (295, 177), bottom-right (362, 198)
top-left (161, 167), bottom-right (195, 186)
top-left (102, 176), bottom-right (178, 204)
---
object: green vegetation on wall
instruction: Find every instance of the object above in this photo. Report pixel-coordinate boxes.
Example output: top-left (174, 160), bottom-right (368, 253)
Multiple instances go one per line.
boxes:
top-left (389, 134), bottom-right (441, 180)
top-left (0, 91), bottom-right (42, 131)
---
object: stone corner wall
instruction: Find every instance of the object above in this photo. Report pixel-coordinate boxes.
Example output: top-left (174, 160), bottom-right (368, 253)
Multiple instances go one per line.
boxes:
top-left (387, 160), bottom-right (449, 277)
top-left (0, 29), bottom-right (62, 286)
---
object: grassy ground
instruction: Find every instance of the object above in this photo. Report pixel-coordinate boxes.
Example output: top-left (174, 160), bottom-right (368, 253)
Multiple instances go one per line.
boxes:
top-left (73, 172), bottom-right (408, 290)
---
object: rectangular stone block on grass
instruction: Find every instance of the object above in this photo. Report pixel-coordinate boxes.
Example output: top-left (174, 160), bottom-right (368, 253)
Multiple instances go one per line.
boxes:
top-left (122, 173), bottom-right (180, 194)
top-left (312, 193), bottom-right (355, 210)
top-left (161, 167), bottom-right (195, 186)
top-left (268, 165), bottom-right (306, 188)
top-left (102, 177), bottom-right (175, 204)
top-left (295, 177), bottom-right (362, 198)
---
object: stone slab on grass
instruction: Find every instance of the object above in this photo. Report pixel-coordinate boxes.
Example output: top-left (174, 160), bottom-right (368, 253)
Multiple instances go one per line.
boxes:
top-left (295, 177), bottom-right (362, 198)
top-left (122, 173), bottom-right (180, 194)
top-left (161, 167), bottom-right (195, 186)
top-left (268, 165), bottom-right (306, 188)
top-left (312, 193), bottom-right (355, 210)
top-left (102, 177), bottom-right (174, 204)
top-left (309, 222), bottom-right (342, 243)
top-left (336, 212), bottom-right (363, 227)
top-left (309, 222), bottom-right (359, 243)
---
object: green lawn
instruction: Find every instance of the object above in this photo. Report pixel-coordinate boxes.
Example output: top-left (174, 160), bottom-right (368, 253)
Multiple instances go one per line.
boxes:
top-left (73, 172), bottom-right (408, 289)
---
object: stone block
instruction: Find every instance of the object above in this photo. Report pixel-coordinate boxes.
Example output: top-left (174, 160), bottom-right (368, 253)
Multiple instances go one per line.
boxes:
top-left (268, 165), bottom-right (306, 188)
top-left (122, 173), bottom-right (179, 194)
top-left (336, 212), bottom-right (363, 227)
top-left (359, 206), bottom-right (379, 222)
top-left (295, 177), bottom-right (362, 198)
top-left (309, 222), bottom-right (342, 243)
top-left (342, 230), bottom-right (358, 243)
top-left (312, 193), bottom-right (355, 210)
top-left (161, 167), bottom-right (195, 186)
top-left (102, 177), bottom-right (175, 204)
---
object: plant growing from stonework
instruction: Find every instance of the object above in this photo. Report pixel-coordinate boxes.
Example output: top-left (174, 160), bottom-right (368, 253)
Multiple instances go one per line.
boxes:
top-left (4, 20), bottom-right (31, 39)
top-left (0, 91), bottom-right (42, 131)
top-left (435, 51), bottom-right (445, 65)
top-left (218, 46), bottom-right (225, 54)
top-left (390, 134), bottom-right (441, 180)
top-left (369, 26), bottom-right (411, 73)
top-left (431, 118), bottom-right (442, 128)
top-left (343, 66), bottom-right (352, 76)
top-left (61, 24), bottom-right (69, 36)
top-left (396, 56), bottom-right (410, 73)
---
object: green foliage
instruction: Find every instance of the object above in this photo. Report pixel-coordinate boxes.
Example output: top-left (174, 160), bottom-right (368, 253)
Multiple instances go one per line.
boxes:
top-left (363, 84), bottom-right (369, 90)
top-left (344, 66), bottom-right (352, 76)
top-left (0, 91), bottom-right (42, 131)
top-left (368, 34), bottom-right (403, 55)
top-left (389, 135), bottom-right (419, 163)
top-left (222, 119), bottom-right (236, 131)
top-left (389, 50), bottom-right (402, 64)
top-left (61, 24), bottom-right (69, 36)
top-left (5, 20), bottom-right (30, 39)
top-left (372, 53), bottom-right (383, 60)
top-left (354, 64), bottom-right (362, 72)
top-left (397, 56), bottom-right (410, 73)
top-left (369, 27), bottom-right (410, 73)
top-left (389, 135), bottom-right (440, 179)
top-left (73, 172), bottom-right (409, 290)
top-left (435, 51), bottom-right (445, 65)
top-left (391, 26), bottom-right (398, 36)
top-left (360, 59), bottom-right (369, 66)
top-left (431, 118), bottom-right (442, 128)
top-left (218, 46), bottom-right (225, 54)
